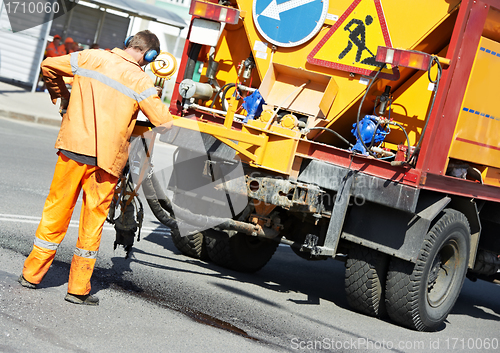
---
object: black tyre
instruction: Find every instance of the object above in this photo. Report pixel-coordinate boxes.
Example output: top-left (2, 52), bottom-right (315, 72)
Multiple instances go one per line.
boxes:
top-left (385, 209), bottom-right (470, 331)
top-left (204, 232), bottom-right (279, 273)
top-left (170, 229), bottom-right (209, 260)
top-left (345, 245), bottom-right (389, 317)
top-left (168, 148), bottom-right (209, 260)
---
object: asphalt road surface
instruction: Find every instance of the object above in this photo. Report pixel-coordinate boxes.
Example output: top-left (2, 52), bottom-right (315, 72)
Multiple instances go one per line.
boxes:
top-left (1, 117), bottom-right (499, 353)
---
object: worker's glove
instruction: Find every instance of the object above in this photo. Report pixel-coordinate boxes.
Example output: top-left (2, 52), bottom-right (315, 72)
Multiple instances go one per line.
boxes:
top-left (155, 86), bottom-right (163, 98)
top-left (59, 97), bottom-right (70, 117)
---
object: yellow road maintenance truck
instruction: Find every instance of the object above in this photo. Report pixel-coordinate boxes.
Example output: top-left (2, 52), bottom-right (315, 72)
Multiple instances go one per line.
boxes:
top-left (115, 0), bottom-right (500, 331)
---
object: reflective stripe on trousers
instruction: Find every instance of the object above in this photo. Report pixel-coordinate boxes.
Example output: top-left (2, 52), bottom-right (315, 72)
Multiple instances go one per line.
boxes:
top-left (22, 153), bottom-right (117, 295)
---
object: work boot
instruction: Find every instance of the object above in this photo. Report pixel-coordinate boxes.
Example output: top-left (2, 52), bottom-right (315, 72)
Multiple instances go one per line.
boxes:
top-left (18, 275), bottom-right (37, 289)
top-left (65, 293), bottom-right (99, 306)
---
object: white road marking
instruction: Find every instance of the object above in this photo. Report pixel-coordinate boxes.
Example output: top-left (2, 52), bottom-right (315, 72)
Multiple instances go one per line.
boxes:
top-left (1, 213), bottom-right (288, 246)
top-left (0, 213), bottom-right (171, 235)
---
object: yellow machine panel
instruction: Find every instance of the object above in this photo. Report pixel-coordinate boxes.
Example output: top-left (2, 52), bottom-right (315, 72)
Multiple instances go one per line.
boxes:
top-left (238, 0), bottom-right (460, 131)
top-left (449, 36), bottom-right (500, 170)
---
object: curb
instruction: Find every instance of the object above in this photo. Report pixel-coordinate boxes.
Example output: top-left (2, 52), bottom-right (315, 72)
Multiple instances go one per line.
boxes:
top-left (0, 110), bottom-right (61, 127)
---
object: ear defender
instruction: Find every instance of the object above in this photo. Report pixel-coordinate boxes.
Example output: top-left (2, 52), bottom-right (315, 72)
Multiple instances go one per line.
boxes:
top-left (124, 35), bottom-right (159, 64)
top-left (144, 49), bottom-right (159, 63)
top-left (124, 35), bottom-right (133, 48)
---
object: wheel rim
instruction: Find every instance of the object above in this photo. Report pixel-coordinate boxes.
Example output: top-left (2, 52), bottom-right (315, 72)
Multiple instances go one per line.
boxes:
top-left (426, 238), bottom-right (460, 308)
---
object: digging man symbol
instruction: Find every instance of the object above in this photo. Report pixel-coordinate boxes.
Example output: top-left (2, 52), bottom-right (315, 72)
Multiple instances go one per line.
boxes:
top-left (339, 14), bottom-right (378, 66)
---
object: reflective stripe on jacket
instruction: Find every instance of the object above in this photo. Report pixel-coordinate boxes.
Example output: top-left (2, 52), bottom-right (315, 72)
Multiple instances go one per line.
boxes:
top-left (46, 42), bottom-right (65, 57)
top-left (41, 48), bottom-right (172, 177)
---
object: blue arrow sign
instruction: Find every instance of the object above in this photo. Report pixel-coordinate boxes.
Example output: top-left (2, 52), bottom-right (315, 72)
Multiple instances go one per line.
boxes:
top-left (253, 0), bottom-right (329, 47)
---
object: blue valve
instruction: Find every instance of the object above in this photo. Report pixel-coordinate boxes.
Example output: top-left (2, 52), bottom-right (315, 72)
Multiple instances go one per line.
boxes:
top-left (351, 115), bottom-right (390, 155)
top-left (242, 90), bottom-right (265, 123)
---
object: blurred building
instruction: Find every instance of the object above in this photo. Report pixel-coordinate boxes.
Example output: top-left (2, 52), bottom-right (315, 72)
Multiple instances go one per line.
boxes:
top-left (0, 0), bottom-right (191, 92)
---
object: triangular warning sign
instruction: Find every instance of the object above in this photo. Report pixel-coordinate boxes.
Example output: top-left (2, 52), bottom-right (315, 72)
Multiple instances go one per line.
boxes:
top-left (307, 0), bottom-right (399, 80)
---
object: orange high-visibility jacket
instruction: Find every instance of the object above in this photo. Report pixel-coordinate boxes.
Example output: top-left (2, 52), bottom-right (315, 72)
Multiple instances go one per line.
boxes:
top-left (41, 48), bottom-right (172, 177)
top-left (45, 42), bottom-right (65, 57)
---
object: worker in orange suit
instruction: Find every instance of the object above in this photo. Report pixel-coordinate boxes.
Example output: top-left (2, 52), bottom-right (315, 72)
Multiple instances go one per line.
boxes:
top-left (18, 30), bottom-right (172, 305)
top-left (59, 37), bottom-right (77, 55)
top-left (45, 34), bottom-right (65, 57)
top-left (60, 38), bottom-right (78, 86)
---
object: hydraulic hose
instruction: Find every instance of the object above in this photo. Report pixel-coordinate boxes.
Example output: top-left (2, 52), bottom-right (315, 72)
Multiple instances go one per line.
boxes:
top-left (356, 65), bottom-right (384, 158)
top-left (184, 43), bottom-right (202, 80)
top-left (142, 173), bottom-right (178, 229)
top-left (387, 121), bottom-right (411, 158)
top-left (407, 56), bottom-right (442, 163)
top-left (356, 63), bottom-right (423, 164)
top-left (307, 127), bottom-right (353, 148)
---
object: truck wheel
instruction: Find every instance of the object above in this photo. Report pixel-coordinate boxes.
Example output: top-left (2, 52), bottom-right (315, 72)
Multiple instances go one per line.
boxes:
top-left (168, 147), bottom-right (209, 260)
top-left (385, 209), bottom-right (470, 331)
top-left (345, 245), bottom-right (388, 317)
top-left (170, 229), bottom-right (208, 260)
top-left (204, 232), bottom-right (279, 273)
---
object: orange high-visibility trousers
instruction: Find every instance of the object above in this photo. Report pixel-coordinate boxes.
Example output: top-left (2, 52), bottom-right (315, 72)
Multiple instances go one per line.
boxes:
top-left (22, 153), bottom-right (118, 295)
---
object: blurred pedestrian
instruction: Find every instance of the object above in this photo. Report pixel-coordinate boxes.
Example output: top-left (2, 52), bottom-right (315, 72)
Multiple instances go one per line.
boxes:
top-left (59, 37), bottom-right (77, 55)
top-left (46, 34), bottom-right (65, 57)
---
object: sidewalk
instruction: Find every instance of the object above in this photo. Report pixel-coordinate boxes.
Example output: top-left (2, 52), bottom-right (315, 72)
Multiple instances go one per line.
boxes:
top-left (0, 81), bottom-right (61, 126)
